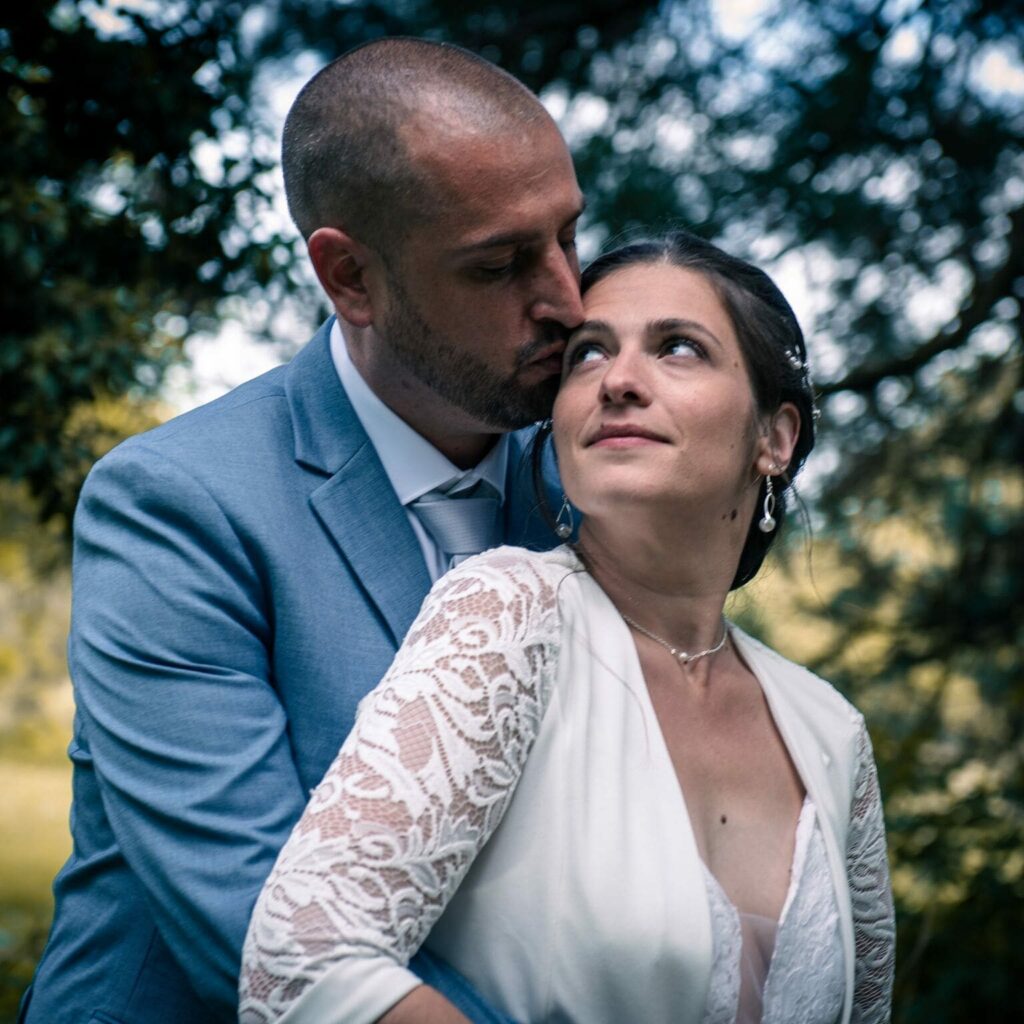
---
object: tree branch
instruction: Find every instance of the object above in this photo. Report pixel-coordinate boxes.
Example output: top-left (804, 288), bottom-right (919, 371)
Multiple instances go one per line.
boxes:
top-left (818, 202), bottom-right (1024, 396)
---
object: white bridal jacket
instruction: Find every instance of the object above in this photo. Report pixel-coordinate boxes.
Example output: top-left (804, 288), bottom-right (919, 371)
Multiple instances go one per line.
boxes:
top-left (240, 546), bottom-right (895, 1024)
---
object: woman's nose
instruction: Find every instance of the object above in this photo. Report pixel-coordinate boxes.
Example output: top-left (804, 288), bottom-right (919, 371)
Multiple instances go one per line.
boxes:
top-left (599, 350), bottom-right (650, 406)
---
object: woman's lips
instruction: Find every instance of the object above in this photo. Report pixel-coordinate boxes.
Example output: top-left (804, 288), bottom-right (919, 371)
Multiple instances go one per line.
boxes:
top-left (591, 434), bottom-right (663, 448)
top-left (588, 424), bottom-right (670, 447)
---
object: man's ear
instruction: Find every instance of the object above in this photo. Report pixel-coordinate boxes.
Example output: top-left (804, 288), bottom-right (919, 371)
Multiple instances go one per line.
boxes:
top-left (307, 227), bottom-right (377, 328)
top-left (755, 402), bottom-right (801, 477)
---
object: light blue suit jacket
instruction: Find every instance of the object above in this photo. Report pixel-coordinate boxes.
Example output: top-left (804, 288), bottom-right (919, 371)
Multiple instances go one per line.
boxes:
top-left (21, 321), bottom-right (558, 1024)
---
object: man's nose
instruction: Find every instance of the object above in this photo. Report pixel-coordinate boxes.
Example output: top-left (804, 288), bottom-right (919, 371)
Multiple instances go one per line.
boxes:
top-left (529, 246), bottom-right (584, 328)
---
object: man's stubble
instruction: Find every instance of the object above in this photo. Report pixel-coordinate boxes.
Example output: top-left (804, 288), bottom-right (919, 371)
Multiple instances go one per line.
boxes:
top-left (379, 270), bottom-right (563, 431)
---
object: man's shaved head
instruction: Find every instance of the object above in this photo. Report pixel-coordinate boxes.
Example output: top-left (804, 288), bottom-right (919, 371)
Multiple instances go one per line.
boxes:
top-left (282, 38), bottom-right (551, 249)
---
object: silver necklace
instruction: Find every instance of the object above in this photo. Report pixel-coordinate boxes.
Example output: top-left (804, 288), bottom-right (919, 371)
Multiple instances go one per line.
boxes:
top-left (621, 614), bottom-right (728, 666)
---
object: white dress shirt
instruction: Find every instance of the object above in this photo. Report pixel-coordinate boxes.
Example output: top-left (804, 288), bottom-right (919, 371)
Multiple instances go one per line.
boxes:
top-left (330, 320), bottom-right (509, 582)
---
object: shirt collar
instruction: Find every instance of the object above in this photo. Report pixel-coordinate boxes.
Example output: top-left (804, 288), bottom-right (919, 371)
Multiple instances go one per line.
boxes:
top-left (330, 319), bottom-right (508, 506)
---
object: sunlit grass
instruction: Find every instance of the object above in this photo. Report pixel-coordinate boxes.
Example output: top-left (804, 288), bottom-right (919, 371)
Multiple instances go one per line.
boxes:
top-left (0, 759), bottom-right (71, 1022)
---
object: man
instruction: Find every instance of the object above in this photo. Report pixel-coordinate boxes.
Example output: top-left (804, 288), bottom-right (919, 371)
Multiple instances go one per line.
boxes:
top-left (21, 38), bottom-right (584, 1024)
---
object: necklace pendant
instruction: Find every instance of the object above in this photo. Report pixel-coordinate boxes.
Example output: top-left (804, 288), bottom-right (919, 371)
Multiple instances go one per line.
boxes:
top-left (620, 612), bottom-right (728, 668)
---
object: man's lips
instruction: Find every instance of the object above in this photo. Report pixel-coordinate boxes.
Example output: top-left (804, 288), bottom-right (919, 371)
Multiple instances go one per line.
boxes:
top-left (525, 344), bottom-right (566, 375)
top-left (587, 423), bottom-right (671, 447)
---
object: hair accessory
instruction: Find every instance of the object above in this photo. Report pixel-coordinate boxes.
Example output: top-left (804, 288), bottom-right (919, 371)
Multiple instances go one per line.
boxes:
top-left (784, 347), bottom-right (817, 418)
top-left (758, 475), bottom-right (777, 533)
top-left (621, 614), bottom-right (728, 666)
top-left (785, 347), bottom-right (812, 378)
top-left (554, 494), bottom-right (575, 539)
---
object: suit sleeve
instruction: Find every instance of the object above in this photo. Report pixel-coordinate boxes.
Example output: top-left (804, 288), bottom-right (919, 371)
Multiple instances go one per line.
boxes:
top-left (71, 441), bottom-right (307, 1016)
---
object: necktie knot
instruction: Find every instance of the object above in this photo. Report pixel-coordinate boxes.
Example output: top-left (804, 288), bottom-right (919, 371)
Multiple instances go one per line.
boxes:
top-left (410, 480), bottom-right (501, 568)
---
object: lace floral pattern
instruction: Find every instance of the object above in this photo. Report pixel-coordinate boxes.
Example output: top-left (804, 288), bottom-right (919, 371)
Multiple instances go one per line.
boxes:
top-left (760, 803), bottom-right (845, 1023)
top-left (701, 860), bottom-right (744, 1024)
top-left (848, 721), bottom-right (896, 1023)
top-left (239, 550), bottom-right (561, 1022)
top-left (701, 799), bottom-right (849, 1024)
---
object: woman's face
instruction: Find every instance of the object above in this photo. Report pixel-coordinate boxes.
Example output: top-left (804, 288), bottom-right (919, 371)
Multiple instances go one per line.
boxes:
top-left (553, 261), bottom-right (794, 524)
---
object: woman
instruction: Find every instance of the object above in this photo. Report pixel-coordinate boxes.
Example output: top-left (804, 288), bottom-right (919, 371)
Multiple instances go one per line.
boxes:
top-left (239, 231), bottom-right (895, 1024)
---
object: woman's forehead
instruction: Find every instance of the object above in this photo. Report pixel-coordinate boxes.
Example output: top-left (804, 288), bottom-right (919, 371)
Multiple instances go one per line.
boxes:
top-left (581, 263), bottom-right (737, 341)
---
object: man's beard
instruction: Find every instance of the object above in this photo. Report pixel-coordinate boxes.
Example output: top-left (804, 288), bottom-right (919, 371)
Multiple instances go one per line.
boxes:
top-left (380, 274), bottom-right (561, 430)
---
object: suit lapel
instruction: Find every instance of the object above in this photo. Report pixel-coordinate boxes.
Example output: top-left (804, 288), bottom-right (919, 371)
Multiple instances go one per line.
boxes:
top-left (504, 427), bottom-right (562, 551)
top-left (310, 454), bottom-right (431, 647)
top-left (284, 323), bottom-right (561, 641)
top-left (286, 320), bottom-right (432, 646)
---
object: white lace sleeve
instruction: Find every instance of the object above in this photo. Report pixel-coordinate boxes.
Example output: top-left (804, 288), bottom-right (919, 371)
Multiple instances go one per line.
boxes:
top-left (847, 720), bottom-right (896, 1024)
top-left (238, 550), bottom-right (561, 1024)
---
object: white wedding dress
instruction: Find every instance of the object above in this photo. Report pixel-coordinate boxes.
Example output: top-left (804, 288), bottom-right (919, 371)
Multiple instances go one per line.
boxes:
top-left (240, 546), bottom-right (894, 1024)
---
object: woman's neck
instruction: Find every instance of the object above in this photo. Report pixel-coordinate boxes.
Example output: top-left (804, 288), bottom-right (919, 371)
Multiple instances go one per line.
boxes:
top-left (574, 512), bottom-right (741, 656)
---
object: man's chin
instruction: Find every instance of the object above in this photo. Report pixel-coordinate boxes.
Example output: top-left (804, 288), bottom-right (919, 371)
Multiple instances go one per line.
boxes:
top-left (491, 376), bottom-right (559, 429)
top-left (436, 371), bottom-right (558, 432)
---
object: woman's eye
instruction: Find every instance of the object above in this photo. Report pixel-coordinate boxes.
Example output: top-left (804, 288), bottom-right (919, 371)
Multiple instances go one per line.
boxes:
top-left (566, 342), bottom-right (605, 367)
top-left (663, 336), bottom-right (705, 359)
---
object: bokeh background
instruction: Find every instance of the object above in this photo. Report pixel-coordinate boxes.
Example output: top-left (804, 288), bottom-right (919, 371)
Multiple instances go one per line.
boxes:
top-left (1, 0), bottom-right (1022, 1020)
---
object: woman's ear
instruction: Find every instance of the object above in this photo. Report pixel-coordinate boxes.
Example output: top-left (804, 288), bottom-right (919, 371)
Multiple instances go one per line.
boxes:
top-left (756, 402), bottom-right (801, 476)
top-left (307, 227), bottom-right (377, 328)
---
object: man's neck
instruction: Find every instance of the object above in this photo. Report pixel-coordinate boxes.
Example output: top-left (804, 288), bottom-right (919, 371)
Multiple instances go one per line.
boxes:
top-left (331, 319), bottom-right (500, 468)
top-left (425, 430), bottom-right (499, 470)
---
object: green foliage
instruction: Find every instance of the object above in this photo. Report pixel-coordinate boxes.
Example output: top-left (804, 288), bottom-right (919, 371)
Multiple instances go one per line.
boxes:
top-left (0, 761), bottom-right (72, 1024)
top-left (546, 3), bottom-right (1024, 1012)
top-left (0, 481), bottom-right (77, 1023)
top-left (1, 1), bottom-right (292, 527)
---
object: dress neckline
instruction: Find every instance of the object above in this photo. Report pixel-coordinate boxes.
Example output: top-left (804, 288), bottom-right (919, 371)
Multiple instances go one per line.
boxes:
top-left (700, 795), bottom-right (817, 931)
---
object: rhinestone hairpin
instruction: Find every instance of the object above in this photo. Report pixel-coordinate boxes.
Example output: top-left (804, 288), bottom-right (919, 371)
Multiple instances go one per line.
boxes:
top-left (784, 348), bottom-right (819, 422)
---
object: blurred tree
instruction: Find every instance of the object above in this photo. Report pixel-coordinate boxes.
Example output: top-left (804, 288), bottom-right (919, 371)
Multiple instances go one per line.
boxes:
top-left (0, 396), bottom-right (162, 740)
top-left (576, 2), bottom-right (1021, 1018)
top-left (0, 0), bottom-right (654, 530)
top-left (0, 0), bottom-right (290, 527)
top-left (1, 0), bottom-right (1021, 1018)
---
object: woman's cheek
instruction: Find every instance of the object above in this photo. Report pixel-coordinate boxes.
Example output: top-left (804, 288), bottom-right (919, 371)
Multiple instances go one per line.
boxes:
top-left (551, 403), bottom-right (584, 504)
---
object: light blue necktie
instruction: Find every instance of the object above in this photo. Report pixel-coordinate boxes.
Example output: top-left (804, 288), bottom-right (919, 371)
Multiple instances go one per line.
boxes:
top-left (410, 480), bottom-right (502, 568)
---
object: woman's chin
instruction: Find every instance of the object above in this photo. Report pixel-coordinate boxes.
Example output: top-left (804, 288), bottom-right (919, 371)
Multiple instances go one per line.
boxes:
top-left (573, 484), bottom-right (687, 520)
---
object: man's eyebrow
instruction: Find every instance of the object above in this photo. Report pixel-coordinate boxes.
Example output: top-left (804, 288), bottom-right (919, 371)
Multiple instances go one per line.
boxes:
top-left (453, 199), bottom-right (587, 255)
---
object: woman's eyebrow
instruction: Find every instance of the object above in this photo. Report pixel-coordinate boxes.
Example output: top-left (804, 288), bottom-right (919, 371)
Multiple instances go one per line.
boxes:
top-left (648, 318), bottom-right (723, 350)
top-left (570, 319), bottom-right (614, 334)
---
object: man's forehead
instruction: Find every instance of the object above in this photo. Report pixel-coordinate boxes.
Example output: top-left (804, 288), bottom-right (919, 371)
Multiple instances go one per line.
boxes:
top-left (400, 116), bottom-right (581, 233)
top-left (401, 109), bottom-right (567, 174)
